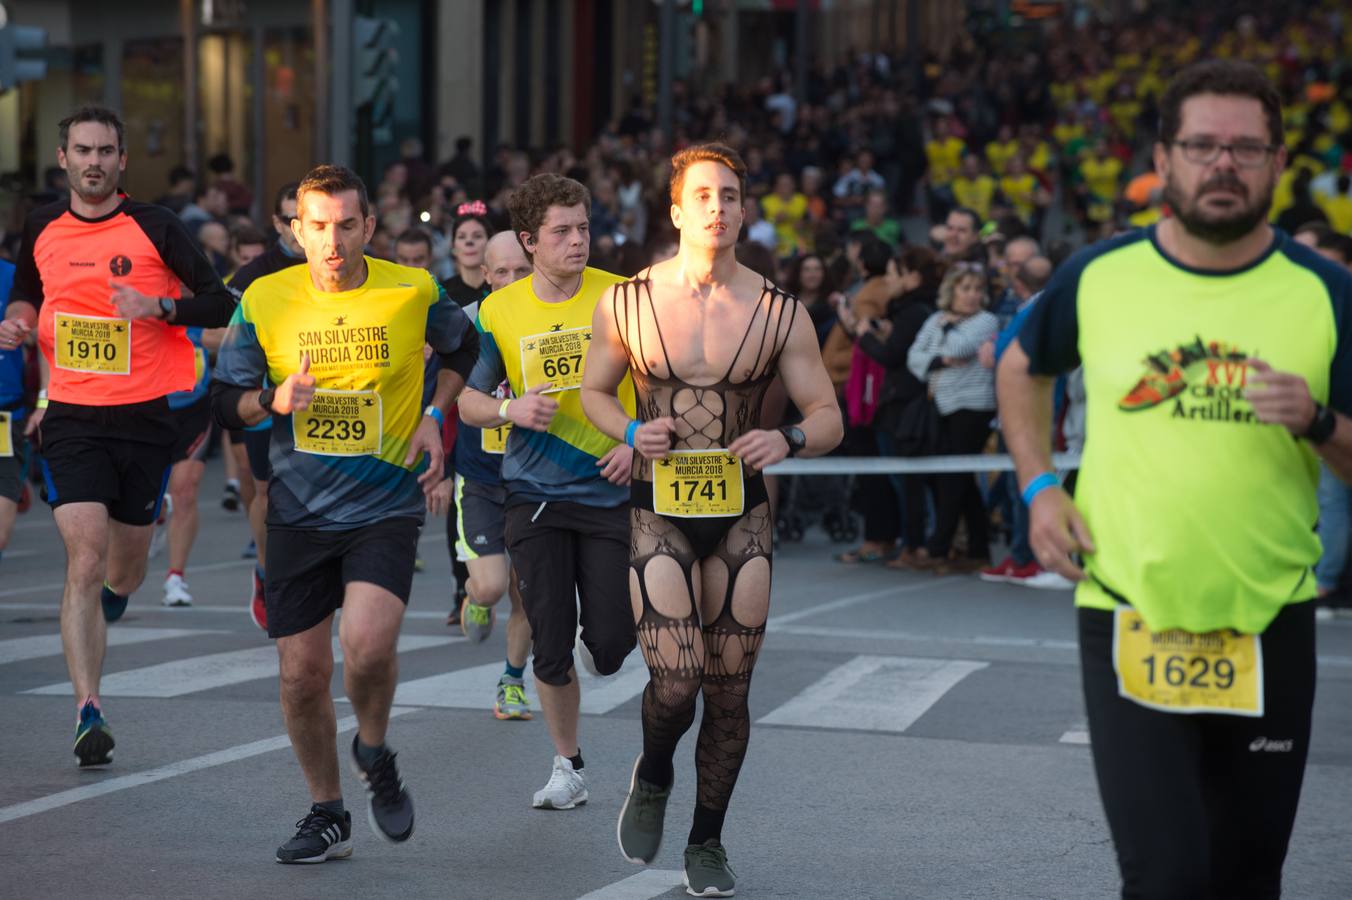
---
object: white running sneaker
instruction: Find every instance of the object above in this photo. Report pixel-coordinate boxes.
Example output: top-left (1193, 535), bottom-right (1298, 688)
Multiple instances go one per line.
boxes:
top-left (532, 755), bottom-right (588, 810)
top-left (162, 573), bottom-right (193, 607)
top-left (1022, 570), bottom-right (1075, 591)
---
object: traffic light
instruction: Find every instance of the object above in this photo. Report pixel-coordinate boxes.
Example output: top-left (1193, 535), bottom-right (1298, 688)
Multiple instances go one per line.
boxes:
top-left (0, 22), bottom-right (47, 91)
top-left (353, 16), bottom-right (398, 143)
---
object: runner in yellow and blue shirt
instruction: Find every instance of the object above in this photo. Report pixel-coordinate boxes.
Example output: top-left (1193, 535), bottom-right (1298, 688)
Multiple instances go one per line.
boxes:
top-left (1000, 61), bottom-right (1352, 898)
top-left (210, 165), bottom-right (478, 864)
top-left (457, 174), bottom-right (636, 813)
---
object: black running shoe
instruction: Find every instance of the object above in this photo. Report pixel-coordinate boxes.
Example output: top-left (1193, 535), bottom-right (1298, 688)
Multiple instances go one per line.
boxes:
top-left (275, 805), bottom-right (353, 864)
top-left (73, 700), bottom-right (114, 767)
top-left (350, 736), bottom-right (414, 843)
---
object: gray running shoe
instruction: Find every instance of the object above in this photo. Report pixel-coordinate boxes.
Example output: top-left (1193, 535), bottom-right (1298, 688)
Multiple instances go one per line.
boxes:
top-left (460, 597), bottom-right (494, 643)
top-left (494, 676), bottom-right (533, 720)
top-left (683, 840), bottom-right (736, 897)
top-left (617, 755), bottom-right (672, 864)
top-left (350, 736), bottom-right (414, 843)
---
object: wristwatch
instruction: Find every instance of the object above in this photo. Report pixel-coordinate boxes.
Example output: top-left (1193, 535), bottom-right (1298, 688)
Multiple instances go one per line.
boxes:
top-left (1305, 402), bottom-right (1337, 445)
top-left (778, 425), bottom-right (807, 457)
top-left (257, 386), bottom-right (277, 415)
top-left (157, 297), bottom-right (175, 320)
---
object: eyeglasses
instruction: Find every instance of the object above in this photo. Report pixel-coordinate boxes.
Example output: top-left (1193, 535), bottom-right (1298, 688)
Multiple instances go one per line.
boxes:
top-left (1172, 138), bottom-right (1277, 168)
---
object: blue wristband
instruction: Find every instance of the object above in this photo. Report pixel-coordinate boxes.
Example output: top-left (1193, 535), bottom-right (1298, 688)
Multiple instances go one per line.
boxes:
top-left (423, 405), bottom-right (445, 429)
top-left (1021, 472), bottom-right (1060, 507)
top-left (625, 419), bottom-right (640, 448)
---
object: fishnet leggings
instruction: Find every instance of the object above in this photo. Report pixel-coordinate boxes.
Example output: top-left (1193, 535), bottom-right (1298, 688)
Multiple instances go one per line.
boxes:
top-left (629, 501), bottom-right (772, 812)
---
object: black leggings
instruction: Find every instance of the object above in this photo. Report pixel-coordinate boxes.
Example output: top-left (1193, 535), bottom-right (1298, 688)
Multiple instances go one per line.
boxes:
top-left (926, 408), bottom-right (991, 558)
top-left (1079, 603), bottom-right (1316, 900)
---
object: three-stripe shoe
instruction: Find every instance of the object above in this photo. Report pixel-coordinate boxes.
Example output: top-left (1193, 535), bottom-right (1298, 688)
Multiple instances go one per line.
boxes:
top-left (350, 736), bottom-right (415, 842)
top-left (276, 805), bottom-right (352, 863)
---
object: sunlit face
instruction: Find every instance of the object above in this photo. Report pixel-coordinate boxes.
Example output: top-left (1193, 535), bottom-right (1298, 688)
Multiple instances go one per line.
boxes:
top-left (273, 197), bottom-right (303, 256)
top-left (1155, 93), bottom-right (1283, 246)
top-left (799, 256), bottom-right (824, 292)
top-left (452, 220), bottom-right (488, 270)
top-left (58, 121), bottom-right (125, 205)
top-left (944, 211), bottom-right (978, 257)
top-left (950, 274), bottom-right (986, 316)
top-left (395, 239), bottom-right (432, 271)
top-left (292, 188), bottom-right (376, 290)
top-left (481, 234), bottom-right (533, 292)
top-left (672, 160), bottom-right (743, 252)
top-left (524, 203), bottom-right (590, 278)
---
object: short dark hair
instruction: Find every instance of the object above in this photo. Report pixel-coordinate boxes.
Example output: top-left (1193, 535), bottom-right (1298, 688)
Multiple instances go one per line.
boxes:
top-left (1158, 60), bottom-right (1283, 147)
top-left (395, 228), bottom-right (433, 254)
top-left (1316, 231), bottom-right (1352, 265)
top-left (168, 165), bottom-right (195, 186)
top-left (273, 181), bottom-right (300, 217)
top-left (59, 106), bottom-right (125, 153)
top-left (896, 245), bottom-right (946, 296)
top-left (507, 173), bottom-right (590, 259)
top-left (297, 164), bottom-right (371, 220)
top-left (669, 143), bottom-right (748, 206)
top-left (857, 233), bottom-right (892, 278)
top-left (947, 206), bottom-right (982, 232)
top-left (208, 153), bottom-right (235, 175)
top-left (231, 224), bottom-right (268, 251)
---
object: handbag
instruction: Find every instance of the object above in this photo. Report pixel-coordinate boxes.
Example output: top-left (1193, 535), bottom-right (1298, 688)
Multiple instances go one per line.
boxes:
top-left (844, 345), bottom-right (888, 428)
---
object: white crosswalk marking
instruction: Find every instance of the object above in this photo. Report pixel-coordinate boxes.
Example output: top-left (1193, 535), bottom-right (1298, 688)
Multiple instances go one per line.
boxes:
top-left (575, 869), bottom-right (685, 900)
top-left (394, 653), bottom-right (650, 714)
top-left (0, 628), bottom-right (217, 666)
top-left (757, 655), bottom-right (988, 733)
top-left (25, 634), bottom-right (457, 698)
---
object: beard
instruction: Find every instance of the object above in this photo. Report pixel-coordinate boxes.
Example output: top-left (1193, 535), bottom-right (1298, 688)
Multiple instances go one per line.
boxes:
top-left (72, 167), bottom-right (118, 205)
top-left (1164, 171), bottom-right (1273, 245)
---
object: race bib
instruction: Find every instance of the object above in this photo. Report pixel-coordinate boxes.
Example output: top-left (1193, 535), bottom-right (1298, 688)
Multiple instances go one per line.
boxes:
top-left (54, 314), bottom-right (131, 375)
top-left (481, 423), bottom-right (511, 455)
top-left (293, 389), bottom-right (382, 457)
top-left (0, 410), bottom-right (12, 458)
top-left (520, 326), bottom-right (589, 392)
top-left (653, 450), bottom-right (744, 518)
top-left (1113, 607), bottom-right (1263, 717)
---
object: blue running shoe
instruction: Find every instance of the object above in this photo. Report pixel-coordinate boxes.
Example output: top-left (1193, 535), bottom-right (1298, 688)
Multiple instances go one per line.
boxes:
top-left (74, 701), bottom-right (114, 767)
top-left (100, 584), bottom-right (128, 623)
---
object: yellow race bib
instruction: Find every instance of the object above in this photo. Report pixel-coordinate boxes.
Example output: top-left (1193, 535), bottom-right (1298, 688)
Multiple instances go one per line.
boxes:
top-left (1113, 607), bottom-right (1264, 717)
top-left (293, 389), bottom-right (382, 457)
top-left (653, 450), bottom-right (744, 518)
top-left (54, 314), bottom-right (131, 375)
top-left (481, 423), bottom-right (511, 455)
top-left (520, 326), bottom-right (588, 392)
top-left (0, 410), bottom-right (12, 458)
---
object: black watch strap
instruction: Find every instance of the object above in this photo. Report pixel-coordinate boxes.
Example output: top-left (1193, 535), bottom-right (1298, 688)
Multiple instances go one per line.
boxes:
top-left (778, 425), bottom-right (807, 457)
top-left (1306, 402), bottom-right (1337, 445)
top-left (158, 297), bottom-right (175, 319)
top-left (257, 387), bottom-right (277, 415)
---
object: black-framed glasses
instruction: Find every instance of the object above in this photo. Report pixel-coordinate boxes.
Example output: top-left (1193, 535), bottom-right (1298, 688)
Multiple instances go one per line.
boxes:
top-left (1172, 138), bottom-right (1277, 168)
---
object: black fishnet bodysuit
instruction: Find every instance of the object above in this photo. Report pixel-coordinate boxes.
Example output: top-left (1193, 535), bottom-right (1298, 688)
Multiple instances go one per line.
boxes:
top-left (613, 273), bottom-right (797, 841)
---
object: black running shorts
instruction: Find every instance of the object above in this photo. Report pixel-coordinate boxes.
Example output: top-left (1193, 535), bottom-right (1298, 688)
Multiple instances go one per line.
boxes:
top-left (169, 397), bottom-right (213, 464)
top-left (504, 499), bottom-right (635, 686)
top-left (264, 516), bottom-right (420, 639)
top-left (241, 426), bottom-right (272, 482)
top-left (0, 409), bottom-right (22, 503)
top-left (38, 398), bottom-right (176, 526)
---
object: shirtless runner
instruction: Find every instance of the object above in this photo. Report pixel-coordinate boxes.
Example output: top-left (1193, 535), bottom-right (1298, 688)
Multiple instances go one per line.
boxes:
top-left (581, 143), bottom-right (842, 897)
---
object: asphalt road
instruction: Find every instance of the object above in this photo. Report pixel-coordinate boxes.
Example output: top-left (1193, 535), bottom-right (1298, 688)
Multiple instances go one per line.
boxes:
top-left (1, 461), bottom-right (1350, 899)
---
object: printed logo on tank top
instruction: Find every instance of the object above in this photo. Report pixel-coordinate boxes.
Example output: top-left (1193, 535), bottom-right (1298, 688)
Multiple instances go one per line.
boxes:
top-left (1118, 336), bottom-right (1257, 424)
top-left (109, 255), bottom-right (133, 276)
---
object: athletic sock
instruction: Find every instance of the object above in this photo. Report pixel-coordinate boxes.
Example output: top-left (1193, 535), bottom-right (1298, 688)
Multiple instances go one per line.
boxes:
top-left (226, 478), bottom-right (240, 490)
top-left (503, 660), bottom-right (525, 680)
top-left (168, 569), bottom-right (184, 579)
top-left (568, 750), bottom-right (584, 771)
top-left (355, 737), bottom-right (387, 767)
top-left (688, 804), bottom-right (727, 846)
top-left (316, 797), bottom-right (345, 817)
top-left (638, 754), bottom-right (674, 789)
top-left (101, 584), bottom-right (126, 606)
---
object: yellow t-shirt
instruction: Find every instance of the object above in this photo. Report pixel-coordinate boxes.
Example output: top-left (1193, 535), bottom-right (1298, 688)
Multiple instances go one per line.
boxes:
top-left (761, 193), bottom-right (809, 258)
top-left (1000, 173), bottom-right (1039, 222)
top-left (985, 140), bottom-right (1019, 176)
top-left (925, 138), bottom-right (966, 186)
top-left (952, 175), bottom-right (996, 221)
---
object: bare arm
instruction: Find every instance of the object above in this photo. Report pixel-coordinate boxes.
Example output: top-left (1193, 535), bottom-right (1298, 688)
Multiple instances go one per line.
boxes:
top-left (459, 386), bottom-right (509, 428)
top-left (580, 285), bottom-right (637, 442)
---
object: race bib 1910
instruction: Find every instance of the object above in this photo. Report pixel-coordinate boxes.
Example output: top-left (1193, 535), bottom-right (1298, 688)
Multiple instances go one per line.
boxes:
top-left (1112, 606), bottom-right (1263, 717)
top-left (293, 389), bottom-right (382, 457)
top-left (520, 326), bottom-right (589, 393)
top-left (0, 410), bottom-right (12, 458)
top-left (653, 450), bottom-right (745, 519)
top-left (54, 314), bottom-right (131, 375)
top-left (481, 423), bottom-right (510, 454)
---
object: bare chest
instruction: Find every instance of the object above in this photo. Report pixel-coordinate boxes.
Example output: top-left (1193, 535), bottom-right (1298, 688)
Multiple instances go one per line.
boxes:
top-left (627, 283), bottom-right (771, 385)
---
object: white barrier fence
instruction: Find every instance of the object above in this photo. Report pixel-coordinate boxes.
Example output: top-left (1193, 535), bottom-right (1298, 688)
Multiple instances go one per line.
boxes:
top-left (765, 452), bottom-right (1082, 476)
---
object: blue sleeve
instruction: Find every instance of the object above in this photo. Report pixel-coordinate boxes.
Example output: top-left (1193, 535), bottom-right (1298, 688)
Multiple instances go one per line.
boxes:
top-left (1018, 255), bottom-right (1083, 376)
top-left (1325, 271), bottom-right (1352, 417)
top-left (212, 302), bottom-right (269, 388)
top-left (466, 306), bottom-right (507, 394)
top-left (425, 280), bottom-right (478, 380)
top-left (995, 300), bottom-right (1037, 362)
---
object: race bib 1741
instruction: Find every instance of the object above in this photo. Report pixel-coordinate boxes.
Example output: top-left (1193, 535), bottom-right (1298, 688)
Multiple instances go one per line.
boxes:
top-left (293, 390), bottom-right (382, 457)
top-left (481, 423), bottom-right (510, 454)
top-left (54, 314), bottom-right (131, 375)
top-left (520, 326), bottom-right (589, 393)
top-left (653, 450), bottom-right (745, 518)
top-left (1112, 607), bottom-right (1264, 717)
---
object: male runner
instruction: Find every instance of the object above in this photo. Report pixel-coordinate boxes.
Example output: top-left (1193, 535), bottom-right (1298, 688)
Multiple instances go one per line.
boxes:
top-left (581, 143), bottom-right (842, 897)
top-left (0, 258), bottom-right (27, 566)
top-left (999, 60), bottom-right (1352, 898)
top-left (211, 164), bottom-right (478, 862)
top-left (458, 173), bottom-right (636, 809)
top-left (0, 106), bottom-right (235, 767)
top-left (227, 180), bottom-right (305, 629)
top-left (440, 231), bottom-right (535, 719)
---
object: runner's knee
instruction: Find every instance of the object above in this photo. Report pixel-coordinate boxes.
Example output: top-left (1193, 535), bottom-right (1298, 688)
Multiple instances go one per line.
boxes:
top-left (531, 649), bottom-right (574, 686)
top-left (585, 633), bottom-right (636, 676)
